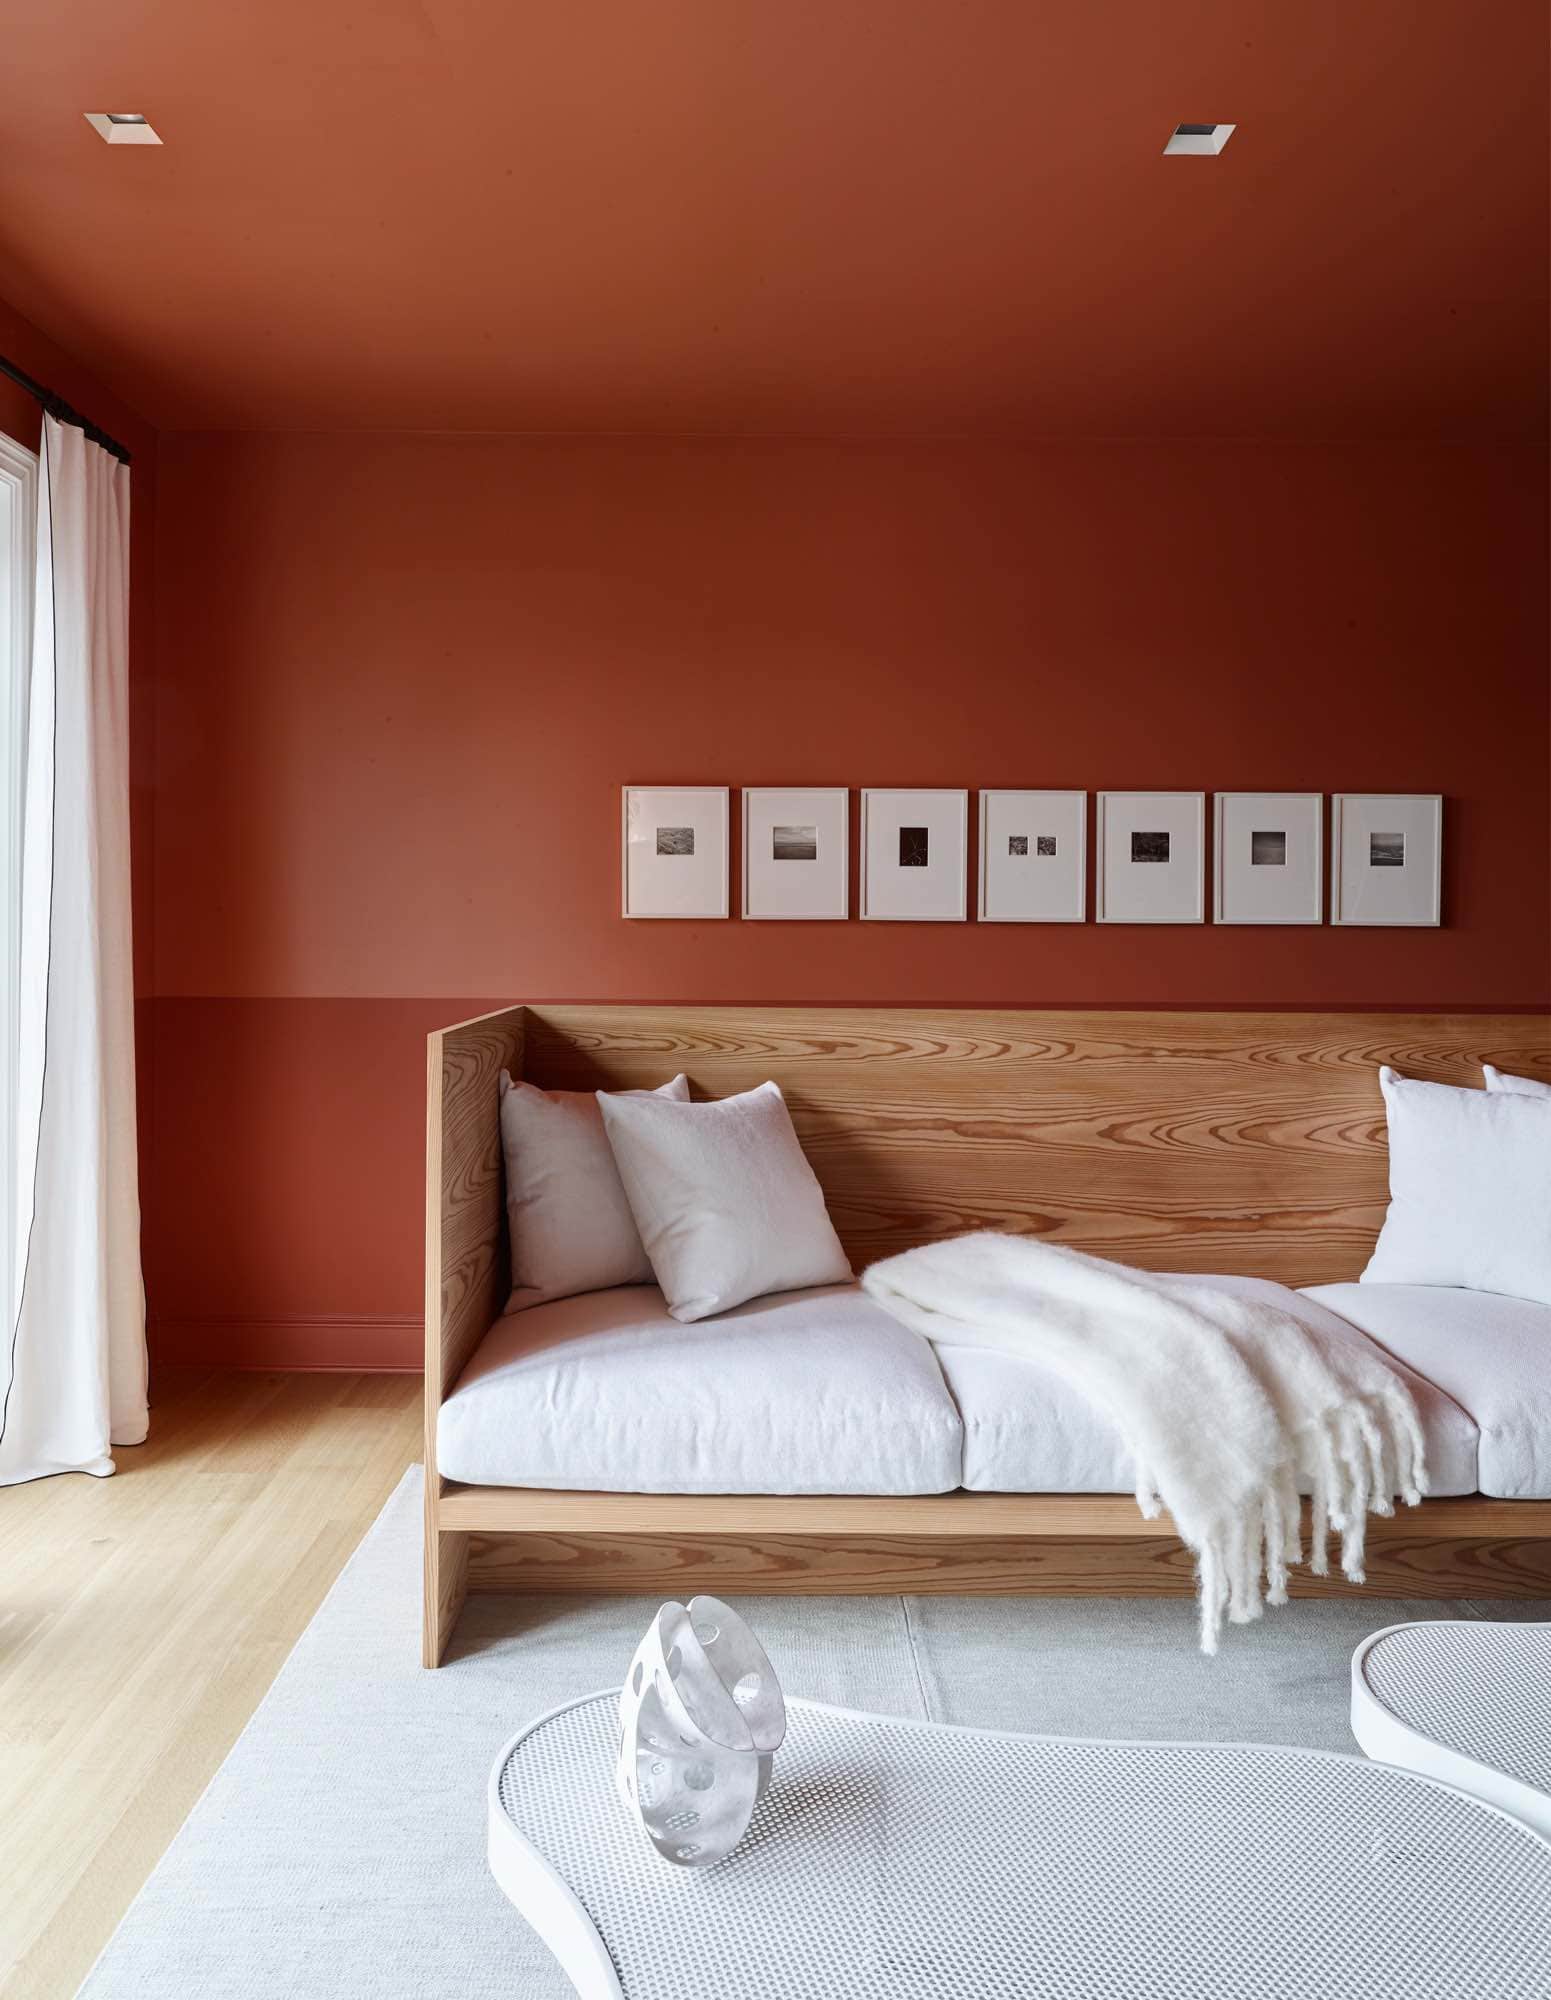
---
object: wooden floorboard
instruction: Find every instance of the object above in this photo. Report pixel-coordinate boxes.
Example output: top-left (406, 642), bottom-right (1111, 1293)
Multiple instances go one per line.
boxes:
top-left (0, 1365), bottom-right (422, 2000)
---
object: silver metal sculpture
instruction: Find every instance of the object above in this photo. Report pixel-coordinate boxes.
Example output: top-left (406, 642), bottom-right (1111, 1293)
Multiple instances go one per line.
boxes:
top-left (616, 1594), bottom-right (785, 1868)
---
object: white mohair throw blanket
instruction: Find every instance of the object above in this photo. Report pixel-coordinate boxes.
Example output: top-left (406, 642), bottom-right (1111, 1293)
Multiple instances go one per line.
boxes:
top-left (862, 1234), bottom-right (1428, 1652)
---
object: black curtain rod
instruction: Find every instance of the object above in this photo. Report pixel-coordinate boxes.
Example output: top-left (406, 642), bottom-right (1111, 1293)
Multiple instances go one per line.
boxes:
top-left (0, 352), bottom-right (133, 466)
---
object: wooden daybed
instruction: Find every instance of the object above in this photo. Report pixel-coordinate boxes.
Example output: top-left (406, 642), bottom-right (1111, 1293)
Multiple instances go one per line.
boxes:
top-left (424, 1004), bottom-right (1551, 1666)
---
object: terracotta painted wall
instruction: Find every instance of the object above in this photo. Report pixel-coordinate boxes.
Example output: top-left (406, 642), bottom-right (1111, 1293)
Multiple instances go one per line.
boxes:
top-left (146, 433), bottom-right (1549, 1366)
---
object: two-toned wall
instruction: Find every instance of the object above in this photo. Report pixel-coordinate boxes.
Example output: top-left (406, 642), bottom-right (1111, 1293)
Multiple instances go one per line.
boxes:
top-left (145, 433), bottom-right (1547, 1367)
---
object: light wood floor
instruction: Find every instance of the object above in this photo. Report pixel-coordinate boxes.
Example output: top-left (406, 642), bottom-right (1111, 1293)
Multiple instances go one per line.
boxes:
top-left (0, 1366), bottom-right (422, 2000)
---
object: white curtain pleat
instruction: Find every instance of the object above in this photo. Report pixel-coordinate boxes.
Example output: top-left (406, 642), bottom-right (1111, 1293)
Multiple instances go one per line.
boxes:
top-left (0, 415), bottom-right (145, 1484)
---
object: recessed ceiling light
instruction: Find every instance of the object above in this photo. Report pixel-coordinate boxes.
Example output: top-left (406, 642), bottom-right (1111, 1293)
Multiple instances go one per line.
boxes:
top-left (1163, 122), bottom-right (1234, 156)
top-left (85, 112), bottom-right (163, 145)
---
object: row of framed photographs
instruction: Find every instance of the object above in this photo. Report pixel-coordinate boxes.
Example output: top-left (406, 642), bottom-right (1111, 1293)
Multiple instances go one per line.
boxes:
top-left (623, 787), bottom-right (1443, 926)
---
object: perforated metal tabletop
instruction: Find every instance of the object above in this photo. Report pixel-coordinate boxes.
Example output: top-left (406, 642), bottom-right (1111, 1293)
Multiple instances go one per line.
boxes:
top-left (1360, 1621), bottom-right (1551, 1793)
top-left (1352, 1619), bottom-right (1551, 1844)
top-left (489, 1691), bottom-right (1551, 2000)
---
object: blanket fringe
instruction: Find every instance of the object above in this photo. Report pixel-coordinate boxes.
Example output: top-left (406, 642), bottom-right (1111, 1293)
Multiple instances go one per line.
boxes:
top-left (1194, 1396), bottom-right (1431, 1653)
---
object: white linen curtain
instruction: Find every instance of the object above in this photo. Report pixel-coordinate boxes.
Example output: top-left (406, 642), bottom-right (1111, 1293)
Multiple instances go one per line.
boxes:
top-left (0, 415), bottom-right (146, 1484)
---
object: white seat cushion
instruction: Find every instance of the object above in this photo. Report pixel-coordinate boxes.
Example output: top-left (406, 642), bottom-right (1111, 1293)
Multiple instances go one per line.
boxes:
top-left (1302, 1283), bottom-right (1551, 1498)
top-left (941, 1274), bottom-right (1479, 1497)
top-left (437, 1283), bottom-right (963, 1494)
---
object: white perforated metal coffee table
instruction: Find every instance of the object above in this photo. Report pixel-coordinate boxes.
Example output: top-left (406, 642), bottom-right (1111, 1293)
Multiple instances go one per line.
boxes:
top-left (1352, 1620), bottom-right (1551, 1841)
top-left (488, 1690), bottom-right (1551, 1999)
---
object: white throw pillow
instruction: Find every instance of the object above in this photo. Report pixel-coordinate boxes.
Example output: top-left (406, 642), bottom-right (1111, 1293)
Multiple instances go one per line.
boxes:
top-left (1362, 1065), bottom-right (1551, 1306)
top-left (1483, 1063), bottom-right (1551, 1100)
top-left (598, 1080), bottom-right (853, 1321)
top-left (500, 1072), bottom-right (689, 1311)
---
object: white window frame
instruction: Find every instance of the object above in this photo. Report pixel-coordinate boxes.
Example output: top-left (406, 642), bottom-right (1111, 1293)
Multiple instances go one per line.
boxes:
top-left (0, 430), bottom-right (37, 1330)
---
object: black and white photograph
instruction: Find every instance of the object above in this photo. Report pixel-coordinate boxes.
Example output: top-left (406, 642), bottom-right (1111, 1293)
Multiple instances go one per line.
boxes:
top-left (862, 789), bottom-right (967, 920)
top-left (1214, 794), bottom-right (1322, 924)
top-left (1098, 792), bottom-right (1204, 923)
top-left (1332, 795), bottom-right (1441, 926)
top-left (1251, 830), bottom-right (1287, 867)
top-left (773, 824), bottom-right (817, 861)
top-left (742, 788), bottom-right (849, 919)
top-left (622, 786), bottom-right (729, 918)
top-left (979, 791), bottom-right (1086, 922)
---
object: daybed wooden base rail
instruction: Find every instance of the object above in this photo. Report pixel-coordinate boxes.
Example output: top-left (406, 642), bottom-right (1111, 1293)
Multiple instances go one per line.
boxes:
top-left (424, 1001), bottom-right (1551, 1667)
top-left (424, 1484), bottom-right (1551, 1664)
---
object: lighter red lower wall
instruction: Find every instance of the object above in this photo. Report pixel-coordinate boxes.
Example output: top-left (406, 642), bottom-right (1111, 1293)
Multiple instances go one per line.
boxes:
top-left (146, 434), bottom-right (1550, 1368)
top-left (142, 998), bottom-right (474, 1368)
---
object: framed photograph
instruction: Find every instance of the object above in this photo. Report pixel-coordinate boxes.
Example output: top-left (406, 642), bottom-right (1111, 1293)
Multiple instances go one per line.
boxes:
top-left (978, 790), bottom-right (1086, 922)
top-left (742, 788), bottom-right (849, 919)
top-left (1331, 794), bottom-right (1442, 927)
top-left (1213, 793), bottom-right (1323, 925)
top-left (860, 789), bottom-right (967, 921)
top-left (1096, 791), bottom-right (1205, 923)
top-left (621, 786), bottom-right (729, 918)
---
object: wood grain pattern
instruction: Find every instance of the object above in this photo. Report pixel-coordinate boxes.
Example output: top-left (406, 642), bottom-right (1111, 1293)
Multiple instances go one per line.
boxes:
top-left (428, 1004), bottom-right (1551, 1661)
top-left (425, 1002), bottom-right (525, 1408)
top-left (424, 1002), bottom-right (524, 1663)
top-left (437, 1486), bottom-right (1551, 1541)
top-left (423, 1521), bottom-right (470, 1671)
top-left (453, 1487), bottom-right (1551, 1598)
top-left (521, 1006), bottom-right (1551, 1284)
top-left (464, 1531), bottom-right (1551, 1600)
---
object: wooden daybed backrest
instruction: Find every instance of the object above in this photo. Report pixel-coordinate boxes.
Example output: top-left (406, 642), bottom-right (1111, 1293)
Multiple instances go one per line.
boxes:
top-left (426, 1004), bottom-right (1551, 1419)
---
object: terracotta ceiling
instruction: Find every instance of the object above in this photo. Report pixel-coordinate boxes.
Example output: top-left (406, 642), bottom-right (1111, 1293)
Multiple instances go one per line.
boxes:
top-left (1, 0), bottom-right (1545, 437)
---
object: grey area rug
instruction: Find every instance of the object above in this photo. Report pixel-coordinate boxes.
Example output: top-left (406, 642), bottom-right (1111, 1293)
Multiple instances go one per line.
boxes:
top-left (79, 1468), bottom-right (1542, 1998)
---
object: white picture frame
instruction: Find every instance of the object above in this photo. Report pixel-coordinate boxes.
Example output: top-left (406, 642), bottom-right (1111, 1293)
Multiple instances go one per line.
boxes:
top-left (1331, 794), bottom-right (1442, 927)
top-left (1213, 792), bottom-right (1324, 925)
top-left (621, 786), bottom-right (729, 918)
top-left (978, 790), bottom-right (1087, 922)
top-left (1096, 792), bottom-right (1205, 923)
top-left (742, 788), bottom-right (849, 920)
top-left (860, 789), bottom-right (968, 921)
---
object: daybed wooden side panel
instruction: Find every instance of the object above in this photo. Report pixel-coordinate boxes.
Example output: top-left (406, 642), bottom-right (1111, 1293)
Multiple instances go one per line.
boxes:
top-left (521, 1007), bottom-right (1551, 1287)
top-left (424, 1002), bottom-right (525, 1665)
top-left (448, 1488), bottom-right (1551, 1600)
top-left (462, 1529), bottom-right (1551, 1601)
